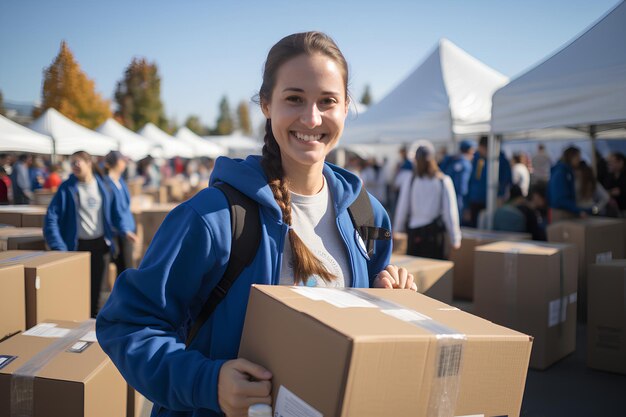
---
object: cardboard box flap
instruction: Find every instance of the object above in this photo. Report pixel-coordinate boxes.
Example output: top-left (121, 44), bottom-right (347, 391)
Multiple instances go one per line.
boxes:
top-left (0, 206), bottom-right (47, 214)
top-left (254, 286), bottom-right (530, 341)
top-left (475, 241), bottom-right (565, 256)
top-left (0, 228), bottom-right (44, 239)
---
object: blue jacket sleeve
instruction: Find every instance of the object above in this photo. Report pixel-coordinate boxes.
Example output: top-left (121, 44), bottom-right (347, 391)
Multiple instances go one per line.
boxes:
top-left (96, 202), bottom-right (228, 413)
top-left (367, 192), bottom-right (393, 286)
top-left (43, 188), bottom-right (69, 251)
top-left (498, 153), bottom-right (512, 197)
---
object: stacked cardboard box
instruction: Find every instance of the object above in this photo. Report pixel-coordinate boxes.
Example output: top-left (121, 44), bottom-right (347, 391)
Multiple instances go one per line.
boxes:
top-left (390, 254), bottom-right (453, 303)
top-left (0, 264), bottom-right (25, 340)
top-left (588, 261), bottom-right (626, 374)
top-left (33, 189), bottom-right (56, 206)
top-left (449, 228), bottom-right (531, 300)
top-left (140, 203), bottom-right (179, 253)
top-left (392, 232), bottom-right (407, 254)
top-left (547, 217), bottom-right (624, 321)
top-left (240, 285), bottom-right (532, 417)
top-left (0, 205), bottom-right (47, 227)
top-left (0, 319), bottom-right (126, 417)
top-left (0, 227), bottom-right (46, 251)
top-left (474, 241), bottom-right (578, 369)
top-left (0, 251), bottom-right (90, 328)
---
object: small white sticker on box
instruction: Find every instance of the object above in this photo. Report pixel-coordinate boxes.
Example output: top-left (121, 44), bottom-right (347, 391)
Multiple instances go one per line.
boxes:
top-left (80, 330), bottom-right (98, 342)
top-left (548, 297), bottom-right (569, 327)
top-left (569, 292), bottom-right (577, 304)
top-left (275, 385), bottom-right (323, 417)
top-left (23, 323), bottom-right (71, 338)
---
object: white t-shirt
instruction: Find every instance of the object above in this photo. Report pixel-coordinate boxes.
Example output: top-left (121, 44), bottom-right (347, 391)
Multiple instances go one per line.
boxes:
top-left (77, 179), bottom-right (104, 239)
top-left (512, 163), bottom-right (530, 196)
top-left (279, 177), bottom-right (352, 287)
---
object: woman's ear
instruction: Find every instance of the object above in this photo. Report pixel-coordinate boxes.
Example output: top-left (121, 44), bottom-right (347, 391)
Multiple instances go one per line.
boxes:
top-left (261, 101), bottom-right (271, 119)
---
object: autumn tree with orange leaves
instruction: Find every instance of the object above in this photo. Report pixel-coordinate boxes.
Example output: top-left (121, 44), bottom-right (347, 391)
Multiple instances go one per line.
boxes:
top-left (37, 41), bottom-right (111, 128)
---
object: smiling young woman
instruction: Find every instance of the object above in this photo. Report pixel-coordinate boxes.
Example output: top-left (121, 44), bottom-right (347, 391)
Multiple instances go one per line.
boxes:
top-left (97, 31), bottom-right (416, 417)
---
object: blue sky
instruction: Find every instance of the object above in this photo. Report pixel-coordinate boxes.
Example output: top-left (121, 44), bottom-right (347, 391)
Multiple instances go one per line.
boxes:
top-left (0, 0), bottom-right (621, 129)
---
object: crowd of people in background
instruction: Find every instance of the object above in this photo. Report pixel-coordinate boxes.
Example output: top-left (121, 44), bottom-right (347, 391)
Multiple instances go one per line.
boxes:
top-left (0, 152), bottom-right (216, 206)
top-left (4, 137), bottom-right (626, 268)
top-left (345, 136), bottom-right (626, 259)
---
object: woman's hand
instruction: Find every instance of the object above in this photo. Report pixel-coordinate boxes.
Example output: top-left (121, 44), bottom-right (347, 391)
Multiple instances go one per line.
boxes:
top-left (373, 264), bottom-right (417, 291)
top-left (218, 358), bottom-right (272, 417)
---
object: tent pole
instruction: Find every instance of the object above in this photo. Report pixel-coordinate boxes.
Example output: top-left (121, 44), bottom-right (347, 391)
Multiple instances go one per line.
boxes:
top-left (51, 136), bottom-right (57, 165)
top-left (486, 134), bottom-right (500, 230)
top-left (589, 125), bottom-right (598, 176)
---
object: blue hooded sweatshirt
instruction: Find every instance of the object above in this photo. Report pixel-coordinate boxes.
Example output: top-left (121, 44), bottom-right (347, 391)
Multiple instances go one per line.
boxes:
top-left (43, 174), bottom-right (117, 252)
top-left (467, 151), bottom-right (512, 205)
top-left (548, 161), bottom-right (588, 214)
top-left (96, 155), bottom-right (392, 417)
top-left (105, 175), bottom-right (136, 236)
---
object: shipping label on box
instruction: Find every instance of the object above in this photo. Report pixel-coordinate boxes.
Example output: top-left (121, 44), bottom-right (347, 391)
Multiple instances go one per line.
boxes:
top-left (240, 285), bottom-right (532, 417)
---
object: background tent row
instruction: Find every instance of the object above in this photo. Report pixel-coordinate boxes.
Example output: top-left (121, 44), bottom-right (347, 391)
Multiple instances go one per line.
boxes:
top-left (0, 108), bottom-right (257, 160)
top-left (485, 0), bottom-right (626, 227)
top-left (341, 38), bottom-right (509, 148)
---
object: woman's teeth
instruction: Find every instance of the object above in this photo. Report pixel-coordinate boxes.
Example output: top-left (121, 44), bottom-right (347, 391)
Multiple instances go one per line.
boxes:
top-left (294, 132), bottom-right (323, 142)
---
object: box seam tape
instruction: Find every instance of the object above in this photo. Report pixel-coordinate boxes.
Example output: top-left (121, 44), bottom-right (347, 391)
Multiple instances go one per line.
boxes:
top-left (346, 289), bottom-right (466, 417)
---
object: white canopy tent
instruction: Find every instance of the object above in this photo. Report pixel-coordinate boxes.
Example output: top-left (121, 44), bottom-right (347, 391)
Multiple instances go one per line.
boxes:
top-left (96, 119), bottom-right (157, 160)
top-left (0, 114), bottom-right (53, 154)
top-left (138, 123), bottom-right (195, 159)
top-left (29, 108), bottom-right (118, 156)
top-left (486, 1), bottom-right (626, 227)
top-left (341, 38), bottom-right (509, 146)
top-left (175, 127), bottom-right (225, 159)
top-left (205, 134), bottom-right (262, 159)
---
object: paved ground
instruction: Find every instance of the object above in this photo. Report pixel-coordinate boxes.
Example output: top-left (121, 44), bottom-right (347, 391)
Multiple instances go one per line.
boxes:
top-left (521, 323), bottom-right (626, 417)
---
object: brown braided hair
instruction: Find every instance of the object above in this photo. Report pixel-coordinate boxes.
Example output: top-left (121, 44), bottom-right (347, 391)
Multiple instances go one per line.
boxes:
top-left (259, 32), bottom-right (349, 285)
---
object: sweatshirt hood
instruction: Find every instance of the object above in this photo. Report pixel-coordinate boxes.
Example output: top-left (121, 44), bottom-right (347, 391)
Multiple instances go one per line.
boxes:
top-left (209, 155), bottom-right (364, 222)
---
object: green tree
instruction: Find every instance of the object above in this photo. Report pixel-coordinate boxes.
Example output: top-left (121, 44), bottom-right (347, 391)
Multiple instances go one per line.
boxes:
top-left (214, 96), bottom-right (234, 135)
top-left (115, 57), bottom-right (167, 131)
top-left (38, 41), bottom-right (111, 128)
top-left (360, 84), bottom-right (373, 106)
top-left (236, 101), bottom-right (252, 136)
top-left (185, 115), bottom-right (206, 135)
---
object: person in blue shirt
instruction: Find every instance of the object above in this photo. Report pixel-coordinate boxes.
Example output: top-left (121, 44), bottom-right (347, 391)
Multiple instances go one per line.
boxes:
top-left (104, 150), bottom-right (138, 274)
top-left (43, 150), bottom-right (120, 318)
top-left (466, 136), bottom-right (513, 228)
top-left (441, 140), bottom-right (474, 221)
top-left (548, 146), bottom-right (594, 222)
top-left (96, 32), bottom-right (416, 417)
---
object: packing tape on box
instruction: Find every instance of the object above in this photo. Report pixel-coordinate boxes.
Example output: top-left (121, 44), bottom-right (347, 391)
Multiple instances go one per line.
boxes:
top-left (503, 250), bottom-right (519, 327)
top-left (346, 289), bottom-right (466, 417)
top-left (10, 320), bottom-right (95, 417)
top-left (0, 251), bottom-right (48, 264)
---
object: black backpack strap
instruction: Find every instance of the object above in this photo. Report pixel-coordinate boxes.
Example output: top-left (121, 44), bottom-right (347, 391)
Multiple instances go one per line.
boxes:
top-left (348, 186), bottom-right (391, 257)
top-left (185, 183), bottom-right (261, 347)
